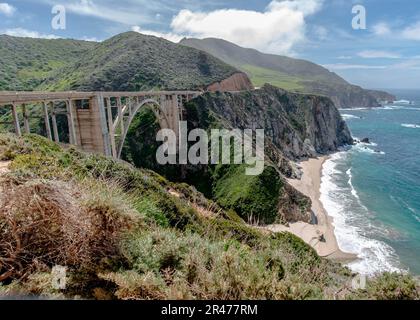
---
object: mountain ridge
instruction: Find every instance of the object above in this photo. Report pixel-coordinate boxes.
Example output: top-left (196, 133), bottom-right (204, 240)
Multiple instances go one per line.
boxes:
top-left (180, 37), bottom-right (396, 108)
top-left (0, 32), bottom-right (253, 92)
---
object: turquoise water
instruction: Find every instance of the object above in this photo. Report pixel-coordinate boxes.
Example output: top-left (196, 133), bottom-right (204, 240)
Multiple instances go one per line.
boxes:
top-left (321, 90), bottom-right (420, 275)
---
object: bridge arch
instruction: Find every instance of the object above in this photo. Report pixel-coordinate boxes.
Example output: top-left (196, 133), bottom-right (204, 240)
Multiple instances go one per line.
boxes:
top-left (112, 97), bottom-right (172, 159)
top-left (0, 90), bottom-right (200, 158)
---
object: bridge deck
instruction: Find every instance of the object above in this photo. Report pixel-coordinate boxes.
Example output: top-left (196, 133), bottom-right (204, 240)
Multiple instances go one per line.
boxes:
top-left (0, 91), bottom-right (201, 106)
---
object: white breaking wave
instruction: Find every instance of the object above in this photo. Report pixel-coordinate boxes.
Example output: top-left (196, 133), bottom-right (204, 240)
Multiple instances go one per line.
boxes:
top-left (402, 123), bottom-right (420, 129)
top-left (342, 114), bottom-right (360, 120)
top-left (346, 168), bottom-right (360, 200)
top-left (320, 152), bottom-right (401, 275)
top-left (394, 99), bottom-right (411, 104)
top-left (382, 105), bottom-right (420, 111)
top-left (338, 107), bottom-right (369, 111)
top-left (353, 143), bottom-right (385, 155)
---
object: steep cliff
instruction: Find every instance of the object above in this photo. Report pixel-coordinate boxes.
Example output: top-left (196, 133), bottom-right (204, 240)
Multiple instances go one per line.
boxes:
top-left (206, 72), bottom-right (254, 92)
top-left (187, 84), bottom-right (353, 160)
top-left (122, 85), bottom-right (352, 224)
top-left (367, 89), bottom-right (396, 104)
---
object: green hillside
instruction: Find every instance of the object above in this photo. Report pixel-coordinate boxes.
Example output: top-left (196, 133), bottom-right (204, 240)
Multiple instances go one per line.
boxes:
top-left (0, 32), bottom-right (240, 93)
top-left (0, 35), bottom-right (94, 91)
top-left (241, 64), bottom-right (305, 91)
top-left (43, 32), bottom-right (239, 91)
top-left (180, 37), bottom-right (395, 108)
top-left (1, 134), bottom-right (418, 300)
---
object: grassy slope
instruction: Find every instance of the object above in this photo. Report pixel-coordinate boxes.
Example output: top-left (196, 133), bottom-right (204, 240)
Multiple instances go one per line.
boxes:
top-left (42, 32), bottom-right (238, 91)
top-left (180, 38), bottom-right (395, 107)
top-left (0, 35), bottom-right (94, 91)
top-left (241, 65), bottom-right (304, 91)
top-left (180, 37), bottom-right (346, 93)
top-left (0, 33), bottom-right (239, 92)
top-left (0, 134), bottom-right (418, 300)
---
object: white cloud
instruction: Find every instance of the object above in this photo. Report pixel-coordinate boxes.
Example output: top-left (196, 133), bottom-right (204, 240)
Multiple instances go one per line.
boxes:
top-left (337, 55), bottom-right (352, 60)
top-left (372, 22), bottom-right (391, 36)
top-left (2, 28), bottom-right (59, 39)
top-left (81, 36), bottom-right (101, 42)
top-left (323, 63), bottom-right (387, 70)
top-left (38, 0), bottom-right (156, 25)
top-left (131, 26), bottom-right (184, 43)
top-left (0, 2), bottom-right (15, 16)
top-left (402, 22), bottom-right (420, 41)
top-left (163, 0), bottom-right (324, 54)
top-left (357, 50), bottom-right (400, 59)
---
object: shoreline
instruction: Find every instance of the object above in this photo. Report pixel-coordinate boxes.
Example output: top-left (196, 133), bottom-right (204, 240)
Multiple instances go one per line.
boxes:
top-left (266, 156), bottom-right (357, 263)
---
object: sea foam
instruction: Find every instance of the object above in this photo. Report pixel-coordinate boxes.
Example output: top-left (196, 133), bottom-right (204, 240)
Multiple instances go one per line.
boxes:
top-left (320, 152), bottom-right (402, 275)
top-left (342, 114), bottom-right (360, 120)
top-left (402, 123), bottom-right (420, 129)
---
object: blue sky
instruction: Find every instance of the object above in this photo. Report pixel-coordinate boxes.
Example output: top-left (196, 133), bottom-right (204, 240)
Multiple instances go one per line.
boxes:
top-left (1, 0), bottom-right (420, 89)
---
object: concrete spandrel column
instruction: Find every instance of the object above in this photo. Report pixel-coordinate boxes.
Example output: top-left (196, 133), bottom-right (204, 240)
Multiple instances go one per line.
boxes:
top-left (95, 94), bottom-right (112, 157)
top-left (51, 102), bottom-right (60, 143)
top-left (66, 100), bottom-right (77, 145)
top-left (43, 102), bottom-right (52, 140)
top-left (106, 97), bottom-right (117, 158)
top-left (117, 97), bottom-right (124, 134)
top-left (22, 104), bottom-right (30, 134)
top-left (11, 103), bottom-right (21, 137)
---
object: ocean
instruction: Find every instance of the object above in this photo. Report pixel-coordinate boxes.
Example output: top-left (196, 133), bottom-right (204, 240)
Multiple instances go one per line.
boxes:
top-left (321, 89), bottom-right (420, 276)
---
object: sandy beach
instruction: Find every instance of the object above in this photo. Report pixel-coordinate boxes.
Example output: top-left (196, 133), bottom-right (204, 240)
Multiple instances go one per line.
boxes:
top-left (265, 157), bottom-right (357, 263)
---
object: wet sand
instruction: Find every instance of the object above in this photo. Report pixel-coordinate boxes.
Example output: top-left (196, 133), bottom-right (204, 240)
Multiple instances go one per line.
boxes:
top-left (266, 157), bottom-right (357, 263)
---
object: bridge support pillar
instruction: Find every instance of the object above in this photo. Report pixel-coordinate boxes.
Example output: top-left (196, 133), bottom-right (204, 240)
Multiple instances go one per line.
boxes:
top-left (42, 102), bottom-right (52, 140)
top-left (66, 100), bottom-right (77, 145)
top-left (51, 102), bottom-right (60, 143)
top-left (11, 103), bottom-right (21, 137)
top-left (106, 97), bottom-right (117, 158)
top-left (22, 104), bottom-right (30, 134)
top-left (94, 94), bottom-right (112, 157)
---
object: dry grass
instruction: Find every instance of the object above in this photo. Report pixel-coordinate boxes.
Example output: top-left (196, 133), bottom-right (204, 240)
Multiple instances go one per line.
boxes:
top-left (0, 176), bottom-right (137, 282)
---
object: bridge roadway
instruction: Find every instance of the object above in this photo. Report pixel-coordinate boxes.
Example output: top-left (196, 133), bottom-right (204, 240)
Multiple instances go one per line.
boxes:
top-left (0, 91), bottom-right (201, 158)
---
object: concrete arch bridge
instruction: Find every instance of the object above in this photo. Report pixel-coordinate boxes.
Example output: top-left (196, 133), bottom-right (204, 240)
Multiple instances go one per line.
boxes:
top-left (0, 91), bottom-right (200, 158)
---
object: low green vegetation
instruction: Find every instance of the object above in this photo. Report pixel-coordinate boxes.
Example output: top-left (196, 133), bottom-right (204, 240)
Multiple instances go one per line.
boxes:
top-left (0, 35), bottom-right (94, 91)
top-left (241, 65), bottom-right (305, 91)
top-left (213, 165), bottom-right (283, 224)
top-left (1, 134), bottom-right (418, 300)
top-left (42, 32), bottom-right (238, 92)
top-left (121, 95), bottom-right (310, 225)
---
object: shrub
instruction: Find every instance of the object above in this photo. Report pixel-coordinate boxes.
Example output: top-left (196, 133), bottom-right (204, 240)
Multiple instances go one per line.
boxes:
top-left (109, 228), bottom-right (287, 299)
top-left (0, 177), bottom-right (137, 282)
top-left (351, 272), bottom-right (420, 300)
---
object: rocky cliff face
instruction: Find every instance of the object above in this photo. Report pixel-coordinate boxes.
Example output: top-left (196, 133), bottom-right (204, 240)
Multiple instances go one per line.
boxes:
top-left (206, 72), bottom-right (254, 92)
top-left (367, 89), bottom-right (396, 104)
top-left (180, 84), bottom-right (353, 224)
top-left (122, 85), bottom-right (353, 224)
top-left (304, 82), bottom-right (383, 109)
top-left (188, 84), bottom-right (353, 161)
